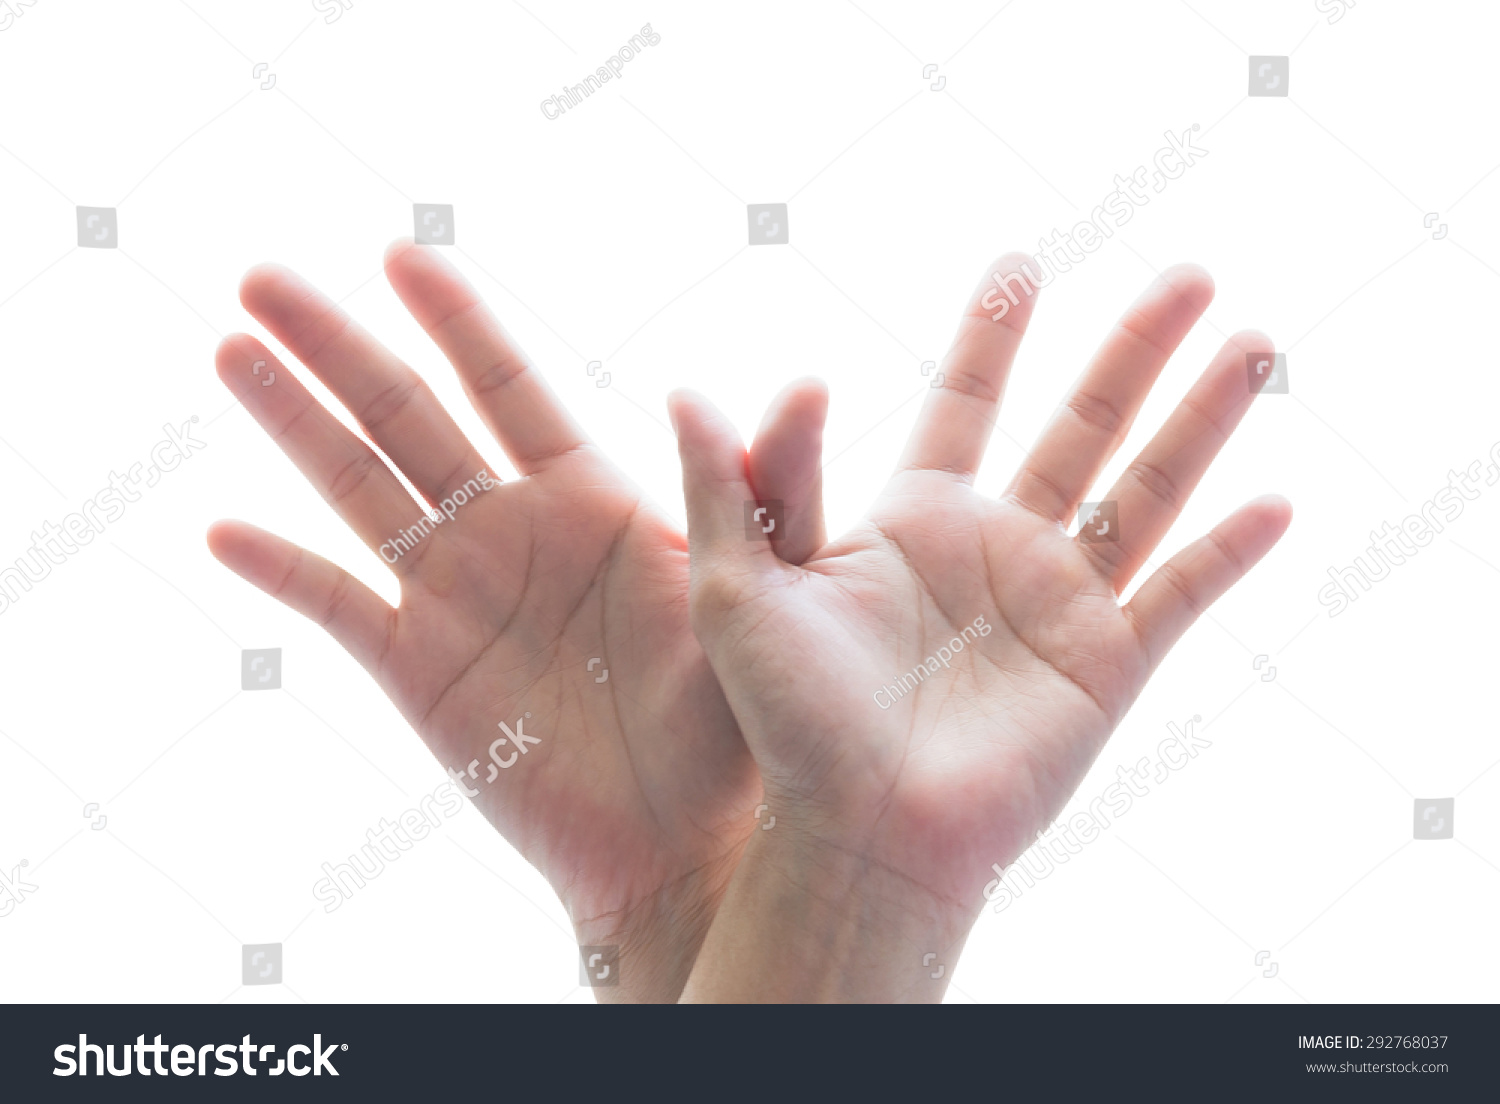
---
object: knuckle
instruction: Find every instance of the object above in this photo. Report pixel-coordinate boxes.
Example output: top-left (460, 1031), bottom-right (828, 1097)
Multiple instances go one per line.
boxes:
top-left (1125, 458), bottom-right (1181, 512)
top-left (1065, 390), bottom-right (1125, 438)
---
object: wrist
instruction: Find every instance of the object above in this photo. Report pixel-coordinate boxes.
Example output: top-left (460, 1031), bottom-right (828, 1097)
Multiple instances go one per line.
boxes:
top-left (681, 813), bottom-right (978, 1002)
top-left (570, 838), bottom-right (748, 1004)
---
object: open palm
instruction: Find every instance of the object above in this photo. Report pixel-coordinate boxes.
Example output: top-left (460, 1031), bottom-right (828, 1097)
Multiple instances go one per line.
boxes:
top-left (209, 241), bottom-right (818, 1000)
top-left (672, 257), bottom-right (1291, 919)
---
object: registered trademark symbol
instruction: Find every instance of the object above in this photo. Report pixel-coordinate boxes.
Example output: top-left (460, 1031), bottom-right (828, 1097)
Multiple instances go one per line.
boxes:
top-left (341, 1044), bottom-right (348, 1050)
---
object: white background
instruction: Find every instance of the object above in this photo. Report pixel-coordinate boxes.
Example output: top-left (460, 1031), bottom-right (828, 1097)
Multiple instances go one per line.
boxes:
top-left (1, 0), bottom-right (1497, 1004)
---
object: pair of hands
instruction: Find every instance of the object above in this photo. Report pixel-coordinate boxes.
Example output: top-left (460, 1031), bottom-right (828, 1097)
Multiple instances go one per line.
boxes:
top-left (210, 242), bottom-right (1288, 1002)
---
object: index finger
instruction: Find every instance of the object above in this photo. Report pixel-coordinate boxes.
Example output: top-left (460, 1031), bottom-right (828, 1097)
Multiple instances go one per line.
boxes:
top-left (383, 240), bottom-right (589, 477)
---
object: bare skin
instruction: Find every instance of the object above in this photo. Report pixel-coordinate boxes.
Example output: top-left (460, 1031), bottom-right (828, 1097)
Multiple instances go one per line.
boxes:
top-left (208, 239), bottom-right (827, 1002)
top-left (671, 256), bottom-right (1292, 1002)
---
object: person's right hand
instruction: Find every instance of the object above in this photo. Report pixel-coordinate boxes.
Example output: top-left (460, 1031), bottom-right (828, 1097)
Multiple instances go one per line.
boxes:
top-left (208, 240), bottom-right (824, 1001)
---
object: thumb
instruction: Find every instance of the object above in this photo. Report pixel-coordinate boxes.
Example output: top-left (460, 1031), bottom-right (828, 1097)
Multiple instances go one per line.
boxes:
top-left (668, 389), bottom-right (781, 584)
top-left (747, 377), bottom-right (828, 566)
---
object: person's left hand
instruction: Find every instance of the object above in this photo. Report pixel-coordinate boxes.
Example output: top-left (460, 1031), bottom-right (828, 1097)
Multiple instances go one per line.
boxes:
top-left (670, 257), bottom-right (1291, 1000)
